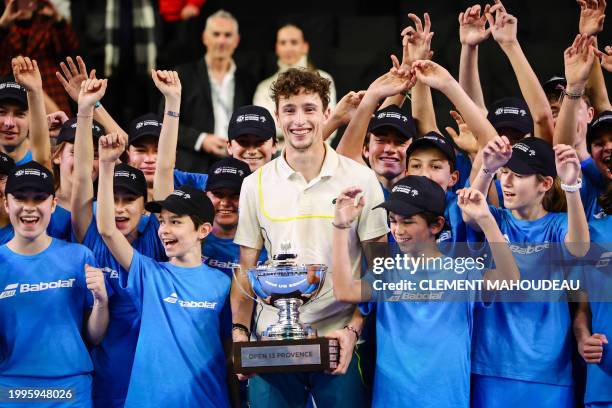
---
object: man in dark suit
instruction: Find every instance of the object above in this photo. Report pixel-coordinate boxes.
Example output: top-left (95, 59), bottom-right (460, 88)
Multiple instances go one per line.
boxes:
top-left (173, 9), bottom-right (255, 173)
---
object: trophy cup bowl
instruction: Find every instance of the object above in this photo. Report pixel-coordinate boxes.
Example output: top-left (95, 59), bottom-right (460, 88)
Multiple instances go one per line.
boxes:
top-left (232, 252), bottom-right (339, 374)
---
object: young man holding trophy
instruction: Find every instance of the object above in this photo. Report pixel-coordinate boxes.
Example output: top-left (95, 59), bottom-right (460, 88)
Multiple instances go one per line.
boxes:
top-left (231, 67), bottom-right (389, 407)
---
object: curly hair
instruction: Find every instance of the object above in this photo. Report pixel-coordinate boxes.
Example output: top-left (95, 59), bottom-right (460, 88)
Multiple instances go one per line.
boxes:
top-left (271, 68), bottom-right (331, 110)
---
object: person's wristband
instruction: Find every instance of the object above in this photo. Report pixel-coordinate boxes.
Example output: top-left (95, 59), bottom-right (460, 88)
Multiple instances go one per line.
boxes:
top-left (166, 110), bottom-right (180, 118)
top-left (560, 178), bottom-right (582, 192)
top-left (94, 101), bottom-right (102, 109)
top-left (344, 325), bottom-right (360, 342)
top-left (563, 88), bottom-right (585, 100)
top-left (232, 323), bottom-right (250, 338)
top-left (332, 221), bottom-right (351, 230)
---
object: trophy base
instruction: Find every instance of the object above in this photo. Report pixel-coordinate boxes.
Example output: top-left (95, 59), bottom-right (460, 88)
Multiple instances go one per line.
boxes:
top-left (233, 338), bottom-right (339, 374)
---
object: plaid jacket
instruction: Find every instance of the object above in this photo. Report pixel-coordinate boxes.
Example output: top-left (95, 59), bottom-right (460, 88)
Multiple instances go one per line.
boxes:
top-left (0, 14), bottom-right (79, 115)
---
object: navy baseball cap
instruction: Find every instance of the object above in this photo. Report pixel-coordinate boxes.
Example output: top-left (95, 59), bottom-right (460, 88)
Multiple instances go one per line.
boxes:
top-left (113, 163), bottom-right (147, 199)
top-left (0, 80), bottom-right (28, 109)
top-left (506, 137), bottom-right (557, 177)
top-left (368, 105), bottom-right (417, 140)
top-left (487, 98), bottom-right (534, 136)
top-left (543, 76), bottom-right (567, 94)
top-left (145, 185), bottom-right (215, 224)
top-left (228, 105), bottom-right (276, 142)
top-left (405, 131), bottom-right (456, 165)
top-left (374, 175), bottom-right (445, 217)
top-left (206, 157), bottom-right (251, 193)
top-left (56, 117), bottom-right (105, 145)
top-left (5, 161), bottom-right (54, 196)
top-left (129, 113), bottom-right (161, 146)
top-left (0, 152), bottom-right (15, 176)
top-left (587, 111), bottom-right (612, 148)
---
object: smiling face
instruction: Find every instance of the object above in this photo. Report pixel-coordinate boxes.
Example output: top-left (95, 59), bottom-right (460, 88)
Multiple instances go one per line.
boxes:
top-left (113, 190), bottom-right (145, 243)
top-left (499, 168), bottom-right (551, 211)
top-left (276, 89), bottom-right (329, 152)
top-left (405, 147), bottom-right (458, 192)
top-left (53, 142), bottom-right (99, 187)
top-left (590, 131), bottom-right (612, 181)
top-left (228, 135), bottom-right (276, 172)
top-left (389, 211), bottom-right (443, 253)
top-left (365, 129), bottom-right (410, 182)
top-left (206, 188), bottom-right (239, 231)
top-left (128, 136), bottom-right (158, 186)
top-left (5, 190), bottom-right (56, 240)
top-left (0, 102), bottom-right (28, 153)
top-left (158, 209), bottom-right (210, 258)
top-left (276, 25), bottom-right (309, 66)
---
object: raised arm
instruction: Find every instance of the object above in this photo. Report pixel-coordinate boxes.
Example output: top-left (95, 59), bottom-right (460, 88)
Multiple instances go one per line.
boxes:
top-left (554, 34), bottom-right (596, 158)
top-left (151, 70), bottom-right (181, 201)
top-left (96, 133), bottom-right (134, 270)
top-left (56, 56), bottom-right (129, 142)
top-left (336, 71), bottom-right (414, 164)
top-left (578, 0), bottom-right (612, 113)
top-left (457, 187), bottom-right (520, 283)
top-left (458, 4), bottom-right (491, 113)
top-left (331, 187), bottom-right (368, 303)
top-left (12, 56), bottom-right (51, 170)
top-left (555, 144), bottom-right (590, 257)
top-left (322, 91), bottom-right (365, 141)
top-left (486, 2), bottom-right (554, 142)
top-left (72, 78), bottom-right (108, 242)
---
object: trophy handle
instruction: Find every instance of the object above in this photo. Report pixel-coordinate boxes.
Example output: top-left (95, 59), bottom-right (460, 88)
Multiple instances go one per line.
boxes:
top-left (231, 263), bottom-right (269, 307)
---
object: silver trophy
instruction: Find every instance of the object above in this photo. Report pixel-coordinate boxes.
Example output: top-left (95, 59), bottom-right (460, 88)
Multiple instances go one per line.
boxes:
top-left (233, 242), bottom-right (337, 373)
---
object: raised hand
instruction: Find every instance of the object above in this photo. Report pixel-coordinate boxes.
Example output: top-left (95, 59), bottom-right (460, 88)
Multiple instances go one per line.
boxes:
top-left (47, 110), bottom-right (69, 138)
top-left (459, 4), bottom-right (492, 46)
top-left (446, 110), bottom-right (478, 158)
top-left (410, 59), bottom-right (453, 91)
top-left (564, 34), bottom-right (597, 91)
top-left (56, 56), bottom-right (96, 103)
top-left (151, 69), bottom-right (181, 100)
top-left (577, 0), bottom-right (606, 36)
top-left (85, 264), bottom-right (108, 306)
top-left (12, 56), bottom-right (42, 92)
top-left (334, 187), bottom-right (365, 228)
top-left (0, 0), bottom-right (30, 29)
top-left (395, 12), bottom-right (434, 72)
top-left (578, 333), bottom-right (608, 363)
top-left (331, 91), bottom-right (366, 125)
top-left (595, 45), bottom-right (612, 71)
top-left (78, 78), bottom-right (108, 110)
top-left (457, 188), bottom-right (492, 222)
top-left (367, 70), bottom-right (415, 100)
top-left (554, 144), bottom-right (581, 186)
top-left (98, 132), bottom-right (126, 164)
top-left (486, 1), bottom-right (518, 47)
top-left (482, 135), bottom-right (512, 172)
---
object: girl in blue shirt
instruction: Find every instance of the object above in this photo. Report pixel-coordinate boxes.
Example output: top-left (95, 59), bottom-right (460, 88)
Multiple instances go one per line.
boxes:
top-left (0, 161), bottom-right (109, 407)
top-left (331, 175), bottom-right (519, 408)
top-left (96, 119), bottom-right (231, 408)
top-left (467, 136), bottom-right (589, 408)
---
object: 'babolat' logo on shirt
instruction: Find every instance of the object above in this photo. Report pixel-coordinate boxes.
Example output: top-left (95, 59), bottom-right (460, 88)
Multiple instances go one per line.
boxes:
top-left (376, 111), bottom-right (408, 122)
top-left (512, 143), bottom-right (536, 156)
top-left (503, 234), bottom-right (550, 254)
top-left (0, 283), bottom-right (18, 299)
top-left (495, 107), bottom-right (527, 117)
top-left (392, 185), bottom-right (418, 197)
top-left (135, 120), bottom-right (160, 129)
top-left (236, 114), bottom-right (267, 123)
top-left (596, 251), bottom-right (612, 268)
top-left (162, 292), bottom-right (217, 309)
top-left (0, 279), bottom-right (76, 300)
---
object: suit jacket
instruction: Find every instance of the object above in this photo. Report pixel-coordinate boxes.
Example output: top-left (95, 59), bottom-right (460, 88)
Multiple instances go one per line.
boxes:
top-left (171, 58), bottom-right (255, 173)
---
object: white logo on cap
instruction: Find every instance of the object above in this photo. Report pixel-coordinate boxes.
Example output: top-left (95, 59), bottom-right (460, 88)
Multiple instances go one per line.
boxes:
top-left (392, 185), bottom-right (419, 197)
top-left (237, 113), bottom-right (267, 124)
top-left (15, 168), bottom-right (47, 178)
top-left (135, 120), bottom-right (160, 129)
top-left (513, 142), bottom-right (536, 156)
top-left (236, 115), bottom-right (244, 122)
top-left (15, 170), bottom-right (23, 176)
top-left (376, 112), bottom-right (408, 122)
top-left (171, 190), bottom-right (191, 199)
top-left (495, 107), bottom-right (525, 117)
top-left (214, 166), bottom-right (244, 177)
top-left (115, 170), bottom-right (135, 179)
top-left (0, 82), bottom-right (22, 91)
